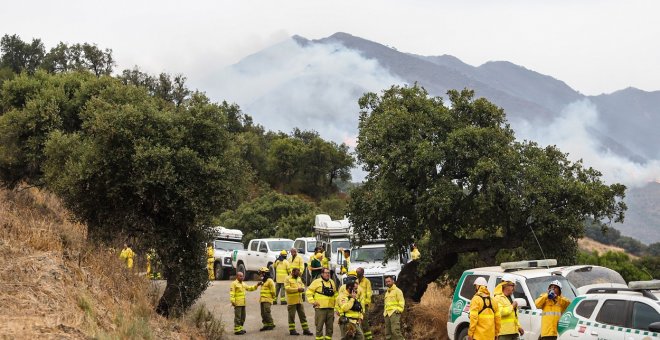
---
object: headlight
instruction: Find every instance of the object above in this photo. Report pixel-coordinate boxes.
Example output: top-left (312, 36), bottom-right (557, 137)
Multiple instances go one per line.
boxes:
top-left (224, 257), bottom-right (232, 265)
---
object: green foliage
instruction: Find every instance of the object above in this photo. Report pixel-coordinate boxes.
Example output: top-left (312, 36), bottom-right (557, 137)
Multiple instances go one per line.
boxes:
top-left (0, 34), bottom-right (45, 74)
top-left (584, 221), bottom-right (656, 257)
top-left (349, 84), bottom-right (627, 297)
top-left (219, 191), bottom-right (317, 243)
top-left (577, 251), bottom-right (655, 282)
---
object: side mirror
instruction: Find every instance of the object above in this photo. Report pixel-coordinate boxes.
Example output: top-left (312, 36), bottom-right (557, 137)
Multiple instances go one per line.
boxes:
top-left (649, 321), bottom-right (660, 333)
top-left (298, 248), bottom-right (305, 254)
top-left (514, 298), bottom-right (527, 308)
top-left (260, 248), bottom-right (268, 253)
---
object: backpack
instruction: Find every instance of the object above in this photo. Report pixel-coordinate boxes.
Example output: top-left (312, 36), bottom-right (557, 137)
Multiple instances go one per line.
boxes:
top-left (478, 295), bottom-right (494, 315)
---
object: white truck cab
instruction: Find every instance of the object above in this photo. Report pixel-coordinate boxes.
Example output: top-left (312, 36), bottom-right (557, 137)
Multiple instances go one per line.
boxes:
top-left (234, 238), bottom-right (293, 279)
top-left (211, 226), bottom-right (244, 280)
top-left (313, 214), bottom-right (352, 285)
top-left (293, 237), bottom-right (318, 284)
top-left (338, 242), bottom-right (410, 294)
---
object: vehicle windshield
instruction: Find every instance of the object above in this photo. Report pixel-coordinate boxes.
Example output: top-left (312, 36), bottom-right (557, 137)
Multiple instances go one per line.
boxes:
top-left (268, 240), bottom-right (293, 251)
top-left (214, 240), bottom-right (244, 251)
top-left (565, 266), bottom-right (626, 288)
top-left (307, 241), bottom-right (317, 253)
top-left (331, 240), bottom-right (351, 253)
top-left (351, 247), bottom-right (385, 263)
top-left (526, 276), bottom-right (577, 302)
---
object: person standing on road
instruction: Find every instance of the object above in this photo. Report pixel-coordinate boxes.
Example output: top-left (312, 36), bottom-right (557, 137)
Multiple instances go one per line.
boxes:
top-left (286, 267), bottom-right (313, 336)
top-left (337, 275), bottom-right (365, 339)
top-left (383, 275), bottom-right (405, 340)
top-left (306, 267), bottom-right (337, 340)
top-left (495, 274), bottom-right (524, 340)
top-left (207, 243), bottom-right (215, 280)
top-left (274, 250), bottom-right (290, 305)
top-left (468, 276), bottom-right (500, 340)
top-left (356, 268), bottom-right (373, 340)
top-left (258, 267), bottom-right (276, 331)
top-left (535, 280), bottom-right (570, 340)
top-left (119, 243), bottom-right (134, 270)
top-left (310, 252), bottom-right (324, 280)
top-left (230, 271), bottom-right (261, 335)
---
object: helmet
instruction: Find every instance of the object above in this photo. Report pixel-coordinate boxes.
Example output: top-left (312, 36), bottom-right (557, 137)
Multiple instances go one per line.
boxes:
top-left (347, 270), bottom-right (358, 277)
top-left (280, 250), bottom-right (287, 255)
top-left (501, 274), bottom-right (517, 284)
top-left (259, 267), bottom-right (270, 273)
top-left (549, 279), bottom-right (563, 290)
top-left (474, 277), bottom-right (488, 287)
top-left (315, 252), bottom-right (324, 259)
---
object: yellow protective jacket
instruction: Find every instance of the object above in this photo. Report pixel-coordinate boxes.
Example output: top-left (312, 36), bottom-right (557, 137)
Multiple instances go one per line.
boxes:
top-left (383, 284), bottom-right (405, 317)
top-left (336, 287), bottom-right (363, 320)
top-left (274, 259), bottom-right (289, 283)
top-left (306, 277), bottom-right (337, 309)
top-left (358, 277), bottom-right (373, 307)
top-left (468, 286), bottom-right (501, 340)
top-left (340, 257), bottom-right (351, 274)
top-left (494, 282), bottom-right (521, 335)
top-left (411, 249), bottom-right (421, 260)
top-left (260, 278), bottom-right (276, 303)
top-left (119, 247), bottom-right (134, 269)
top-left (284, 275), bottom-right (305, 305)
top-left (206, 246), bottom-right (214, 263)
top-left (322, 256), bottom-right (329, 269)
top-left (289, 255), bottom-right (304, 274)
top-left (230, 279), bottom-right (258, 307)
top-left (535, 293), bottom-right (570, 337)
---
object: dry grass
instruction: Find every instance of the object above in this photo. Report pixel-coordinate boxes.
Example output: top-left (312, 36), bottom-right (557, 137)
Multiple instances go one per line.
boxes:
top-left (578, 237), bottom-right (638, 259)
top-left (408, 283), bottom-right (452, 340)
top-left (0, 185), bottom-right (216, 339)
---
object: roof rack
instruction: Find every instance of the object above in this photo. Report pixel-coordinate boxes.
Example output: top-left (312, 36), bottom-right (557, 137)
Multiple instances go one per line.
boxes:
top-left (212, 226), bottom-right (243, 241)
top-left (585, 287), bottom-right (658, 300)
top-left (314, 214), bottom-right (351, 240)
top-left (500, 259), bottom-right (557, 271)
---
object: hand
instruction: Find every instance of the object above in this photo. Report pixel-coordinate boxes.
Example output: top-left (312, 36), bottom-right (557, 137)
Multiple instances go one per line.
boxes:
top-left (467, 337), bottom-right (473, 340)
top-left (351, 291), bottom-right (357, 299)
top-left (298, 287), bottom-right (305, 292)
top-left (257, 282), bottom-right (263, 286)
top-left (548, 291), bottom-right (556, 299)
top-left (512, 301), bottom-right (518, 309)
top-left (231, 302), bottom-right (236, 307)
top-left (518, 327), bottom-right (525, 335)
top-left (313, 302), bottom-right (320, 308)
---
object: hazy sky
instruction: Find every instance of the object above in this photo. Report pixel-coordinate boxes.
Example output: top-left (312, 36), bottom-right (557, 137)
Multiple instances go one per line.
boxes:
top-left (2, 0), bottom-right (659, 96)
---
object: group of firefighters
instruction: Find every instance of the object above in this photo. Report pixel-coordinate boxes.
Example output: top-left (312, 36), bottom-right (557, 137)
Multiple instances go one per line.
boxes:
top-left (230, 247), bottom-right (407, 340)
top-left (468, 275), bottom-right (570, 340)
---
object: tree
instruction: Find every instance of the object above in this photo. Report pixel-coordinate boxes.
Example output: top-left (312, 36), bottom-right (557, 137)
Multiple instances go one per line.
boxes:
top-left (0, 34), bottom-right (45, 74)
top-left (349, 85), bottom-right (626, 300)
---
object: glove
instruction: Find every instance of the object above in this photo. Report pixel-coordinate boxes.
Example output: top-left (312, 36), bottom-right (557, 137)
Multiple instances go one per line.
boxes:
top-left (548, 290), bottom-right (556, 299)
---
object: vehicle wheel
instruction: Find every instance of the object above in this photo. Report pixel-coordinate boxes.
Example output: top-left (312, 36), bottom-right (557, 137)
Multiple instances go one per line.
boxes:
top-left (237, 263), bottom-right (246, 278)
top-left (214, 263), bottom-right (224, 280)
top-left (457, 327), bottom-right (468, 340)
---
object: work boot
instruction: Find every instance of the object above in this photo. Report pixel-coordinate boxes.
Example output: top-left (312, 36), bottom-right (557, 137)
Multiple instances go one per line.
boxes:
top-left (238, 330), bottom-right (246, 335)
top-left (290, 330), bottom-right (300, 336)
top-left (272, 301), bottom-right (277, 305)
top-left (303, 330), bottom-right (313, 336)
top-left (280, 301), bottom-right (287, 305)
top-left (260, 326), bottom-right (269, 331)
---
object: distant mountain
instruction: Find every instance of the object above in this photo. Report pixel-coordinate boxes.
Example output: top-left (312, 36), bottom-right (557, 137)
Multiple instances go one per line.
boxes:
top-left (217, 32), bottom-right (660, 243)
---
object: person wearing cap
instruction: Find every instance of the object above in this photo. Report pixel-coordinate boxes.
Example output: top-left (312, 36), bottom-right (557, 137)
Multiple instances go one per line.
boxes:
top-left (383, 275), bottom-right (405, 340)
top-left (535, 280), bottom-right (570, 340)
top-left (411, 245), bottom-right (420, 261)
top-left (258, 267), bottom-right (276, 331)
top-left (306, 267), bottom-right (338, 340)
top-left (356, 268), bottom-right (373, 340)
top-left (274, 250), bottom-right (290, 304)
top-left (468, 276), bottom-right (500, 340)
top-left (286, 267), bottom-right (313, 336)
top-left (230, 271), bottom-right (262, 335)
top-left (494, 274), bottom-right (524, 340)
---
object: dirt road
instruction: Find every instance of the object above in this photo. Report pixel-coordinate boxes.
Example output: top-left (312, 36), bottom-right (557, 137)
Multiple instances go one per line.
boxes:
top-left (194, 280), bottom-right (341, 339)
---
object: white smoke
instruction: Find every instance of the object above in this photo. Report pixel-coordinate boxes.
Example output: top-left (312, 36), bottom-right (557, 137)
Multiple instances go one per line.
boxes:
top-left (514, 99), bottom-right (660, 188)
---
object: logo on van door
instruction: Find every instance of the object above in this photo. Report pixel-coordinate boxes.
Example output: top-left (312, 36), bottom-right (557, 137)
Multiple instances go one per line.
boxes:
top-left (452, 300), bottom-right (465, 316)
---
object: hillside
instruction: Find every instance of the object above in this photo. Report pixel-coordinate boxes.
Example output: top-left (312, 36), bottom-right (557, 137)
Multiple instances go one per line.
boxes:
top-left (0, 186), bottom-right (209, 338)
top-left (578, 237), bottom-right (636, 259)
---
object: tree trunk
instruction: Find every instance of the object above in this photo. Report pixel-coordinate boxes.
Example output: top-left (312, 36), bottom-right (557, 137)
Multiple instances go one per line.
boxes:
top-left (397, 252), bottom-right (459, 302)
top-left (156, 275), bottom-right (181, 317)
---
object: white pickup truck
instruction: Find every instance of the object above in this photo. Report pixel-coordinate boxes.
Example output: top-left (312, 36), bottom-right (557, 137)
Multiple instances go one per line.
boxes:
top-left (337, 242), bottom-right (410, 294)
top-left (234, 238), bottom-right (294, 279)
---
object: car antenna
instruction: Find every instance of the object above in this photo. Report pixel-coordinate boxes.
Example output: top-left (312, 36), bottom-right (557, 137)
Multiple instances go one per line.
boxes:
top-left (527, 216), bottom-right (549, 268)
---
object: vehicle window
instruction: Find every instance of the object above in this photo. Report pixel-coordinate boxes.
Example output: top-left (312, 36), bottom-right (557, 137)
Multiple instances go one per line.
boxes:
top-left (331, 240), bottom-right (351, 253)
top-left (214, 241), bottom-right (244, 251)
top-left (267, 240), bottom-right (293, 252)
top-left (494, 276), bottom-right (530, 307)
top-left (595, 300), bottom-right (627, 327)
top-left (259, 242), bottom-right (268, 252)
top-left (250, 241), bottom-right (259, 251)
top-left (459, 275), bottom-right (490, 300)
top-left (351, 247), bottom-right (385, 262)
top-left (307, 241), bottom-right (317, 252)
top-left (526, 276), bottom-right (577, 301)
top-left (566, 266), bottom-right (626, 288)
top-left (575, 300), bottom-right (598, 318)
top-left (632, 302), bottom-right (660, 331)
top-left (293, 240), bottom-right (302, 251)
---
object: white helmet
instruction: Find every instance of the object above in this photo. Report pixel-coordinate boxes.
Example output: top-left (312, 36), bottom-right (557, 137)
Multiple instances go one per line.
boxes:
top-left (501, 274), bottom-right (517, 284)
top-left (474, 277), bottom-right (488, 287)
top-left (549, 279), bottom-right (563, 289)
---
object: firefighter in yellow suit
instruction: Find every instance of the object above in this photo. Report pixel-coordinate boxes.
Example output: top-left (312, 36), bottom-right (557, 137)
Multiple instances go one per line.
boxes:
top-left (383, 275), bottom-right (405, 340)
top-left (337, 275), bottom-right (364, 339)
top-left (535, 280), bottom-right (570, 340)
top-left (411, 245), bottom-right (420, 261)
top-left (285, 268), bottom-right (313, 336)
top-left (356, 268), bottom-right (373, 340)
top-left (468, 277), bottom-right (500, 340)
top-left (258, 267), bottom-right (276, 331)
top-left (494, 274), bottom-right (524, 340)
top-left (306, 267), bottom-right (338, 340)
top-left (230, 271), bottom-right (260, 335)
top-left (274, 250), bottom-right (290, 304)
top-left (207, 243), bottom-right (215, 280)
top-left (119, 243), bottom-right (134, 269)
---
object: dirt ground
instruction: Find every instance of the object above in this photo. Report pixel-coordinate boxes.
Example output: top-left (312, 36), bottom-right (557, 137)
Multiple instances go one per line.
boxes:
top-left (194, 280), bottom-right (341, 339)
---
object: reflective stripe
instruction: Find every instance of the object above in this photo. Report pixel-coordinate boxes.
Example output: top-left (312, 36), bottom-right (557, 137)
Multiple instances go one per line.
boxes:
top-left (541, 311), bottom-right (562, 316)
